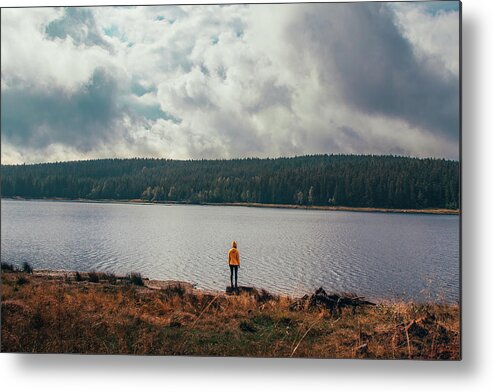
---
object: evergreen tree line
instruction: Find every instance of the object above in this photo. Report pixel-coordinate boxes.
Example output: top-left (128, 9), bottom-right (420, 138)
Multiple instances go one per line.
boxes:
top-left (0, 154), bottom-right (460, 209)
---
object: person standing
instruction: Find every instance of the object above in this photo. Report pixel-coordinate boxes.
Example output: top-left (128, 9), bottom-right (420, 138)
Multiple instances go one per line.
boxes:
top-left (228, 241), bottom-right (240, 292)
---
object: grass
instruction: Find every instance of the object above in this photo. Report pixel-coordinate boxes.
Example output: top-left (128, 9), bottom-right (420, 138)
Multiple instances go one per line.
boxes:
top-left (75, 271), bottom-right (120, 284)
top-left (126, 272), bottom-right (144, 286)
top-left (162, 283), bottom-right (185, 298)
top-left (15, 276), bottom-right (29, 286)
top-left (1, 262), bottom-right (15, 272)
top-left (1, 262), bottom-right (34, 273)
top-left (0, 270), bottom-right (460, 359)
top-left (22, 262), bottom-right (33, 274)
top-left (87, 271), bottom-right (100, 283)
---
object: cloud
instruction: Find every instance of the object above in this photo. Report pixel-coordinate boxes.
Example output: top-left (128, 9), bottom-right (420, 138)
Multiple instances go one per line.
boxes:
top-left (393, 2), bottom-right (460, 76)
top-left (0, 8), bottom-right (117, 92)
top-left (1, 3), bottom-right (460, 164)
top-left (2, 68), bottom-right (128, 151)
top-left (286, 3), bottom-right (459, 139)
top-left (45, 7), bottom-right (113, 52)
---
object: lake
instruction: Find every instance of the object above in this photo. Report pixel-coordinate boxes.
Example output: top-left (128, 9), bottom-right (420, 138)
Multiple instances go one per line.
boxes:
top-left (1, 199), bottom-right (460, 303)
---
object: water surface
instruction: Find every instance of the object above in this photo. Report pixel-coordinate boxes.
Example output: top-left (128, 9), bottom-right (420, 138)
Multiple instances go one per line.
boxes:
top-left (1, 199), bottom-right (460, 302)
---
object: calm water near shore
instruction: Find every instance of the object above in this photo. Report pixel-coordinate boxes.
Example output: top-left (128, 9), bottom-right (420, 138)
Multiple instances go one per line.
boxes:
top-left (1, 199), bottom-right (459, 302)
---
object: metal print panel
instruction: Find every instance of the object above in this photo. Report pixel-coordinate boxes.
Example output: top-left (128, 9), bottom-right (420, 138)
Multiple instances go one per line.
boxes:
top-left (0, 1), bottom-right (461, 359)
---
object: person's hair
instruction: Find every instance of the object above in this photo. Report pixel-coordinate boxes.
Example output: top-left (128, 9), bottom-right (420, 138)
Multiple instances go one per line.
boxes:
top-left (232, 241), bottom-right (237, 248)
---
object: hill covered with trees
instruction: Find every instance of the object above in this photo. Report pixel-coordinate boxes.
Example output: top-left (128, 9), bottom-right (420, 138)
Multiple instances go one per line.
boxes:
top-left (0, 155), bottom-right (460, 209)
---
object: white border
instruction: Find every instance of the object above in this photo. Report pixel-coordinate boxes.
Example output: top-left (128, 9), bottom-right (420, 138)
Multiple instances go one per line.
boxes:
top-left (2, 0), bottom-right (492, 391)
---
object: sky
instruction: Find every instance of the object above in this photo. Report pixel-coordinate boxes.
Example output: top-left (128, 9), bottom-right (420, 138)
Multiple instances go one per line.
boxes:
top-left (0, 1), bottom-right (460, 164)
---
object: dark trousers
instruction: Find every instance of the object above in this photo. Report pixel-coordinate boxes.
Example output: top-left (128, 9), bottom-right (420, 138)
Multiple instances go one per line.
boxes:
top-left (230, 265), bottom-right (238, 288)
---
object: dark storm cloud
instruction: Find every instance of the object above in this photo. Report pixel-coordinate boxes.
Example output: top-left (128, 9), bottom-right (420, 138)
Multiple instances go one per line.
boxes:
top-left (1, 68), bottom-right (125, 152)
top-left (291, 3), bottom-right (459, 141)
top-left (45, 7), bottom-right (113, 51)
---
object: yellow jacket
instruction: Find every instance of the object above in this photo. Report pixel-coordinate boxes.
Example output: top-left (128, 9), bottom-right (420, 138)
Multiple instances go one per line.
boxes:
top-left (228, 241), bottom-right (240, 266)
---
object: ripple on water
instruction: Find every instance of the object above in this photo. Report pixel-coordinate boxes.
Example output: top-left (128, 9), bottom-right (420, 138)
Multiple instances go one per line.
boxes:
top-left (1, 200), bottom-right (460, 302)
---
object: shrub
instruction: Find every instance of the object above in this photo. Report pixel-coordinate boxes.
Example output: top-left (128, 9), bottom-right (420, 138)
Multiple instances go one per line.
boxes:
top-left (1, 262), bottom-right (15, 272)
top-left (239, 321), bottom-right (257, 333)
top-left (251, 314), bottom-right (274, 327)
top-left (105, 273), bottom-right (117, 284)
top-left (16, 276), bottom-right (29, 285)
top-left (30, 312), bottom-right (44, 330)
top-left (255, 288), bottom-right (275, 303)
top-left (163, 284), bottom-right (185, 298)
top-left (88, 271), bottom-right (100, 283)
top-left (127, 272), bottom-right (144, 286)
top-left (75, 271), bottom-right (83, 282)
top-left (22, 262), bottom-right (33, 274)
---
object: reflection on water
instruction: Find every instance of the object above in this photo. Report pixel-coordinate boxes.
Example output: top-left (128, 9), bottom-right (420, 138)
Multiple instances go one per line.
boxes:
top-left (1, 199), bottom-right (459, 302)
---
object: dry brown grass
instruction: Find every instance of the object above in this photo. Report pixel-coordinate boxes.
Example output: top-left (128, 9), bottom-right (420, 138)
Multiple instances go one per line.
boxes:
top-left (1, 271), bottom-right (460, 359)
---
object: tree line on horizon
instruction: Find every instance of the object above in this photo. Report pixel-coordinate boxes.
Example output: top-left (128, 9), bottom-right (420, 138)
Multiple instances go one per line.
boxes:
top-left (0, 154), bottom-right (460, 209)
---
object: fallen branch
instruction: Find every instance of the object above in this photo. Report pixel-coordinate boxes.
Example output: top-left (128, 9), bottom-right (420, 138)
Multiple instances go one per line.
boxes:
top-left (175, 293), bottom-right (220, 355)
top-left (405, 326), bottom-right (412, 359)
top-left (191, 294), bottom-right (220, 328)
top-left (290, 314), bottom-right (323, 357)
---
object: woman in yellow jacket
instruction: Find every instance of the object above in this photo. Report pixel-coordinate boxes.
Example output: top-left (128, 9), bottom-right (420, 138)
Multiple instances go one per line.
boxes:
top-left (228, 241), bottom-right (240, 291)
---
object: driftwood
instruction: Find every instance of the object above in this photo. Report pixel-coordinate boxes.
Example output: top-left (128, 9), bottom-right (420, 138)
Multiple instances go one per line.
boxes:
top-left (289, 287), bottom-right (375, 315)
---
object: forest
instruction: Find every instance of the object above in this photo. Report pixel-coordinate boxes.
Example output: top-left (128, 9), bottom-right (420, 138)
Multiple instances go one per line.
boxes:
top-left (0, 154), bottom-right (460, 209)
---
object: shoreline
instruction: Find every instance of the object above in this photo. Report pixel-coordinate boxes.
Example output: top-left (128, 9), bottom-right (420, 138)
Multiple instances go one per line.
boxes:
top-left (7, 268), bottom-right (457, 305)
top-left (2, 196), bottom-right (460, 215)
top-left (33, 269), bottom-right (219, 296)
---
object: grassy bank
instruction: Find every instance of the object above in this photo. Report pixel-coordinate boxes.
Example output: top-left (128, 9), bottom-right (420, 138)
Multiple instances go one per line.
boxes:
top-left (202, 202), bottom-right (460, 215)
top-left (1, 269), bottom-right (460, 359)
